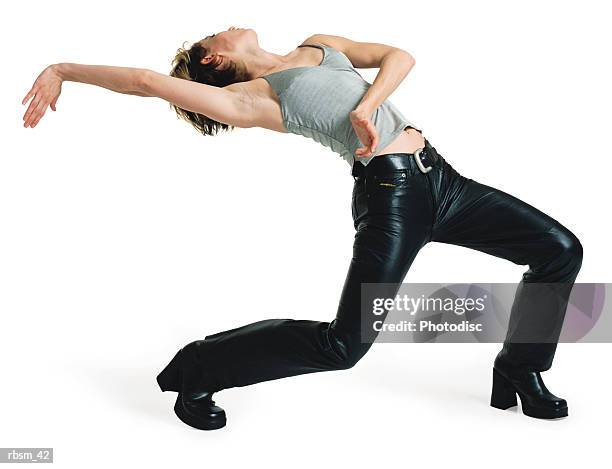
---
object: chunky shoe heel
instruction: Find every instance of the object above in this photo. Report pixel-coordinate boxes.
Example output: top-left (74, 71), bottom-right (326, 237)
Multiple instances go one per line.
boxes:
top-left (174, 392), bottom-right (227, 431)
top-left (491, 356), bottom-right (569, 420)
top-left (156, 348), bottom-right (183, 392)
top-left (490, 368), bottom-right (518, 410)
top-left (158, 342), bottom-right (229, 429)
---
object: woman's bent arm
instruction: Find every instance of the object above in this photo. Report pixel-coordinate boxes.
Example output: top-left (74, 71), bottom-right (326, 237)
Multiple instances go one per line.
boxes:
top-left (353, 50), bottom-right (415, 117)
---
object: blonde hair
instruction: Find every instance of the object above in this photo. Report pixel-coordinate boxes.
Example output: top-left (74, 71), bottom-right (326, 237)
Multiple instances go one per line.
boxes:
top-left (169, 39), bottom-right (247, 136)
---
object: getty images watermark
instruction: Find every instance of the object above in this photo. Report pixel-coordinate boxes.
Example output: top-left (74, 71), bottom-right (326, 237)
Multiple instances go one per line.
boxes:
top-left (360, 283), bottom-right (609, 343)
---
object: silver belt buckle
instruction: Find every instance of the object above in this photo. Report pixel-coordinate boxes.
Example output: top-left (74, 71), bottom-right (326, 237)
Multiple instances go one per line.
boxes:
top-left (413, 147), bottom-right (432, 173)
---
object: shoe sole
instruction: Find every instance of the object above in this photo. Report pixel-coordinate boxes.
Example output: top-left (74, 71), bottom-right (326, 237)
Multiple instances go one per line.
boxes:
top-left (174, 393), bottom-right (226, 431)
top-left (521, 402), bottom-right (568, 419)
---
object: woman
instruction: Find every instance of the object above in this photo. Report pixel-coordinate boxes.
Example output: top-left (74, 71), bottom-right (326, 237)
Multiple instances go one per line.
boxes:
top-left (22, 27), bottom-right (583, 430)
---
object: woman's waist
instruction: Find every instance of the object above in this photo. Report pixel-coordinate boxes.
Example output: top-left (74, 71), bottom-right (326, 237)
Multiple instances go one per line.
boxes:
top-left (376, 126), bottom-right (426, 156)
top-left (351, 137), bottom-right (441, 179)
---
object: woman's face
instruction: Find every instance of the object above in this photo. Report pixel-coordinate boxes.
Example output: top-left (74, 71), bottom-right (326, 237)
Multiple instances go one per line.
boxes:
top-left (199, 26), bottom-right (258, 70)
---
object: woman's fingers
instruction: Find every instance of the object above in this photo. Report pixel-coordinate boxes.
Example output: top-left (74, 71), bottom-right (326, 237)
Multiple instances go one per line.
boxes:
top-left (355, 122), bottom-right (378, 157)
top-left (355, 144), bottom-right (372, 157)
top-left (355, 136), bottom-right (373, 157)
top-left (24, 96), bottom-right (47, 127)
top-left (350, 111), bottom-right (380, 158)
top-left (30, 103), bottom-right (48, 127)
top-left (22, 66), bottom-right (63, 127)
top-left (23, 94), bottom-right (42, 126)
top-left (366, 120), bottom-right (378, 153)
top-left (22, 87), bottom-right (35, 106)
top-left (369, 127), bottom-right (379, 153)
top-left (24, 99), bottom-right (41, 127)
top-left (32, 99), bottom-right (50, 127)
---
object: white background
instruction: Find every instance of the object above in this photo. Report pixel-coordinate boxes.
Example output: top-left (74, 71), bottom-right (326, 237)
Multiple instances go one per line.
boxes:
top-left (1, 0), bottom-right (611, 467)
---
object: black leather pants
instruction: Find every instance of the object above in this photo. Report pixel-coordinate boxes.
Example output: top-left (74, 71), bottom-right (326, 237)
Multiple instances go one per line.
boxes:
top-left (166, 138), bottom-right (583, 394)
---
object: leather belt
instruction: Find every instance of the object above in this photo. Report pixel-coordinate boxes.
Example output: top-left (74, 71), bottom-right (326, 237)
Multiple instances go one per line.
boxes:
top-left (351, 138), bottom-right (440, 179)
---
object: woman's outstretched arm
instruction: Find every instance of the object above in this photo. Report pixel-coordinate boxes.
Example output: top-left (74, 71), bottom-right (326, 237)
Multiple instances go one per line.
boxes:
top-left (139, 69), bottom-right (253, 128)
top-left (22, 63), bottom-right (147, 127)
top-left (22, 63), bottom-right (253, 129)
top-left (56, 63), bottom-right (148, 95)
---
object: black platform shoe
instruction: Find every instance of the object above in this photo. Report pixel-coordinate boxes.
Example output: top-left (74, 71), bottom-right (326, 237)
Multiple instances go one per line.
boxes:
top-left (490, 359), bottom-right (568, 419)
top-left (174, 391), bottom-right (226, 430)
top-left (156, 344), bottom-right (227, 430)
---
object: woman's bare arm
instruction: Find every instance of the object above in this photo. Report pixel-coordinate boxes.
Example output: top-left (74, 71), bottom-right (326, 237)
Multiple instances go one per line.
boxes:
top-left (140, 69), bottom-right (254, 128)
top-left (55, 63), bottom-right (147, 95)
top-left (303, 34), bottom-right (416, 158)
top-left (306, 33), bottom-right (415, 119)
top-left (22, 62), bottom-right (255, 128)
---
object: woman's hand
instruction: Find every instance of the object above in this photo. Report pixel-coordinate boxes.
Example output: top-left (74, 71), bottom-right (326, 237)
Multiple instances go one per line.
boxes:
top-left (349, 107), bottom-right (379, 159)
top-left (22, 64), bottom-right (63, 128)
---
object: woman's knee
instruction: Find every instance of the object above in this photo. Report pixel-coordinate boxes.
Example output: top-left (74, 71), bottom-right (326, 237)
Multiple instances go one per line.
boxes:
top-left (326, 323), bottom-right (373, 370)
top-left (553, 226), bottom-right (583, 267)
top-left (537, 225), bottom-right (583, 280)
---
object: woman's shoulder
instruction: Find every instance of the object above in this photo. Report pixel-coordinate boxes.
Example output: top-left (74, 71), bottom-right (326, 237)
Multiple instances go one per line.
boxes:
top-left (223, 77), bottom-right (273, 99)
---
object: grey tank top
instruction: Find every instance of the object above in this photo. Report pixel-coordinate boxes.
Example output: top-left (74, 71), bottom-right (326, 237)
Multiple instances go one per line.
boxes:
top-left (261, 43), bottom-right (419, 169)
